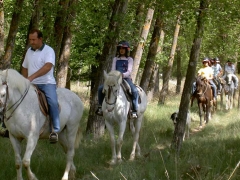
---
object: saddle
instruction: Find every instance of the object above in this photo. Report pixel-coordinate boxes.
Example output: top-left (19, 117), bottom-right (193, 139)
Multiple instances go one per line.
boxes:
top-left (33, 85), bottom-right (61, 117)
top-left (121, 79), bottom-right (142, 111)
top-left (34, 86), bottom-right (48, 116)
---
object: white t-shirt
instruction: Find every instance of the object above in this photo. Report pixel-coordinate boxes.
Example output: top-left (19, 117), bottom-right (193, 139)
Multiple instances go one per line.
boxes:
top-left (22, 44), bottom-right (56, 84)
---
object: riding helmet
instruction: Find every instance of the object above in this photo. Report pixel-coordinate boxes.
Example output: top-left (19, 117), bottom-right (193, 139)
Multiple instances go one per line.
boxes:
top-left (117, 40), bottom-right (130, 50)
top-left (202, 57), bottom-right (209, 63)
top-left (214, 57), bottom-right (220, 62)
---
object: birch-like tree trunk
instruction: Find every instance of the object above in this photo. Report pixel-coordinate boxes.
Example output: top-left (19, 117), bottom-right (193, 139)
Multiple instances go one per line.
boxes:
top-left (171, 0), bottom-right (210, 153)
top-left (140, 10), bottom-right (163, 93)
top-left (132, 8), bottom-right (154, 83)
top-left (158, 11), bottom-right (182, 104)
top-left (0, 0), bottom-right (24, 69)
top-left (130, 2), bottom-right (145, 58)
top-left (86, 0), bottom-right (129, 138)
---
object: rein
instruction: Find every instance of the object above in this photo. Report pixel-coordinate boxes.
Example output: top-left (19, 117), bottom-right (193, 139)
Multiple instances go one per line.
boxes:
top-left (105, 85), bottom-right (118, 112)
top-left (2, 81), bottom-right (30, 121)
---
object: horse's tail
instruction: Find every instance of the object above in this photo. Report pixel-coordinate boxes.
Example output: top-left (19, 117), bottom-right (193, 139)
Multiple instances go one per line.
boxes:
top-left (74, 126), bottom-right (82, 149)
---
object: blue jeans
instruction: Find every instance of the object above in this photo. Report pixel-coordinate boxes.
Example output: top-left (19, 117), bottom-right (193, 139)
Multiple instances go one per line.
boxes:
top-left (98, 78), bottom-right (139, 111)
top-left (209, 79), bottom-right (217, 98)
top-left (35, 84), bottom-right (60, 132)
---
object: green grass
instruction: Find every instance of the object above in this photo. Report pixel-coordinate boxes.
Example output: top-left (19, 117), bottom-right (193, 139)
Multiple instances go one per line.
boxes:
top-left (1, 85), bottom-right (240, 180)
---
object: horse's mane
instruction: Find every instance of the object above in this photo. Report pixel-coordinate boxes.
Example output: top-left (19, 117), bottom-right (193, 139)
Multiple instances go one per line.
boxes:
top-left (0, 69), bottom-right (30, 93)
top-left (104, 70), bottom-right (122, 85)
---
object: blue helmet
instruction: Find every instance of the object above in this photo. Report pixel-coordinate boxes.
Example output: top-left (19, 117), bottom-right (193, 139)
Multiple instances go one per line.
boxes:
top-left (117, 41), bottom-right (130, 49)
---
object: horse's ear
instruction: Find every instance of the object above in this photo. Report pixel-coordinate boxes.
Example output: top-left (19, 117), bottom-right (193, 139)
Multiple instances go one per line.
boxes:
top-left (118, 73), bottom-right (122, 84)
top-left (104, 70), bottom-right (108, 80)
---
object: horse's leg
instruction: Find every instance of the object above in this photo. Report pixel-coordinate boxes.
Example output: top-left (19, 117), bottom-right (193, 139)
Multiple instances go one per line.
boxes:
top-left (116, 119), bottom-right (127, 163)
top-left (129, 115), bottom-right (143, 160)
top-left (105, 120), bottom-right (117, 165)
top-left (129, 118), bottom-right (140, 157)
top-left (61, 125), bottom-right (79, 180)
top-left (9, 135), bottom-right (23, 180)
top-left (22, 135), bottom-right (39, 180)
top-left (205, 104), bottom-right (210, 124)
top-left (226, 94), bottom-right (229, 110)
top-left (198, 103), bottom-right (203, 127)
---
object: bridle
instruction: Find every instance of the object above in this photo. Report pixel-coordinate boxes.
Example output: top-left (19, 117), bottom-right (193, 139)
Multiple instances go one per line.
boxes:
top-left (197, 79), bottom-right (209, 96)
top-left (104, 85), bottom-right (119, 112)
top-left (1, 70), bottom-right (30, 121)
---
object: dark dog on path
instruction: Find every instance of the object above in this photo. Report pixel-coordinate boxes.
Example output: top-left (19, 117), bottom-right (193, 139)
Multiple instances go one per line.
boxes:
top-left (170, 110), bottom-right (191, 140)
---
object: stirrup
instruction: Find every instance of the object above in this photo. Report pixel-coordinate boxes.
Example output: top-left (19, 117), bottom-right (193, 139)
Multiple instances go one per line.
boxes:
top-left (49, 132), bottom-right (58, 144)
top-left (95, 107), bottom-right (103, 116)
top-left (131, 111), bottom-right (138, 119)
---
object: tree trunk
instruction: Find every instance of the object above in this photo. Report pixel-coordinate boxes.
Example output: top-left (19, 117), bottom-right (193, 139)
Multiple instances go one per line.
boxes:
top-left (132, 8), bottom-right (154, 83)
top-left (56, 0), bottom-right (76, 88)
top-left (53, 0), bottom-right (69, 63)
top-left (171, 0), bottom-right (210, 153)
top-left (0, 0), bottom-right (4, 60)
top-left (19, 0), bottom-right (42, 72)
top-left (86, 0), bottom-right (129, 138)
top-left (147, 64), bottom-right (159, 101)
top-left (158, 11), bottom-right (182, 104)
top-left (0, 0), bottom-right (24, 69)
top-left (140, 9), bottom-right (163, 93)
top-left (130, 3), bottom-right (145, 58)
top-left (176, 47), bottom-right (182, 94)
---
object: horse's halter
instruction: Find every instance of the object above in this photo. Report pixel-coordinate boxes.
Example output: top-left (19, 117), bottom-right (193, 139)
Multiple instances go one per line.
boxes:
top-left (1, 70), bottom-right (30, 121)
top-left (104, 85), bottom-right (119, 112)
top-left (197, 79), bottom-right (209, 95)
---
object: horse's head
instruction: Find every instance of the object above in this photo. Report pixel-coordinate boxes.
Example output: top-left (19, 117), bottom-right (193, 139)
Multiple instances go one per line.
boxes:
top-left (103, 70), bottom-right (122, 105)
top-left (196, 76), bottom-right (207, 93)
top-left (226, 72), bottom-right (233, 85)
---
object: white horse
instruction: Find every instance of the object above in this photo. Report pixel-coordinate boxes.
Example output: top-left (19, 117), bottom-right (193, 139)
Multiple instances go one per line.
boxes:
top-left (0, 69), bottom-right (84, 180)
top-left (224, 73), bottom-right (235, 110)
top-left (102, 70), bottom-right (147, 165)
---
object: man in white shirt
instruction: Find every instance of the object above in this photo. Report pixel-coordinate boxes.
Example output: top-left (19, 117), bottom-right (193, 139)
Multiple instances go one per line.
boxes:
top-left (21, 29), bottom-right (60, 143)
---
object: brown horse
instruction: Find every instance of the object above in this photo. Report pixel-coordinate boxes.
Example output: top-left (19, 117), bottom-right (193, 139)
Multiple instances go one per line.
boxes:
top-left (191, 77), bottom-right (216, 127)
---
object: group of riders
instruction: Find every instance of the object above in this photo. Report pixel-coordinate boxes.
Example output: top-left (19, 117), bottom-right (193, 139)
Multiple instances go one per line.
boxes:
top-left (193, 56), bottom-right (239, 102)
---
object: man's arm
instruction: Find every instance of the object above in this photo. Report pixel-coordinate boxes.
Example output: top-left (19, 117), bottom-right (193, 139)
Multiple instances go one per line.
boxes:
top-left (21, 67), bottom-right (28, 78)
top-left (27, 63), bottom-right (53, 82)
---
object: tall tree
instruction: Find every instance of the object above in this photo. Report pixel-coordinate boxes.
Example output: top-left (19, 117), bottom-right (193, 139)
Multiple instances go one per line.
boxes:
top-left (131, 7), bottom-right (154, 83)
top-left (140, 9), bottom-right (163, 93)
top-left (158, 11), bottom-right (182, 104)
top-left (56, 0), bottom-right (77, 88)
top-left (53, 0), bottom-right (69, 62)
top-left (175, 47), bottom-right (182, 94)
top-left (86, 0), bottom-right (129, 137)
top-left (130, 2), bottom-right (145, 58)
top-left (171, 0), bottom-right (210, 153)
top-left (0, 0), bottom-right (24, 69)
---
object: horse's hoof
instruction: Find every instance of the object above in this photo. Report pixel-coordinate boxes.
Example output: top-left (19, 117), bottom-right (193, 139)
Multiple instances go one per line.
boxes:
top-left (107, 159), bottom-right (117, 166)
top-left (129, 155), bottom-right (135, 161)
top-left (117, 159), bottom-right (123, 164)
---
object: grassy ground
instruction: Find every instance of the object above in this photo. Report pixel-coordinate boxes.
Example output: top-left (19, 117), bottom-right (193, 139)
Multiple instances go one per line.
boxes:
top-left (1, 82), bottom-right (240, 180)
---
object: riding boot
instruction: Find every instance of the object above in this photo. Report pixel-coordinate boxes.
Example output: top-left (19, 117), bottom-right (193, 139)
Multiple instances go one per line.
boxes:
top-left (131, 91), bottom-right (139, 118)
